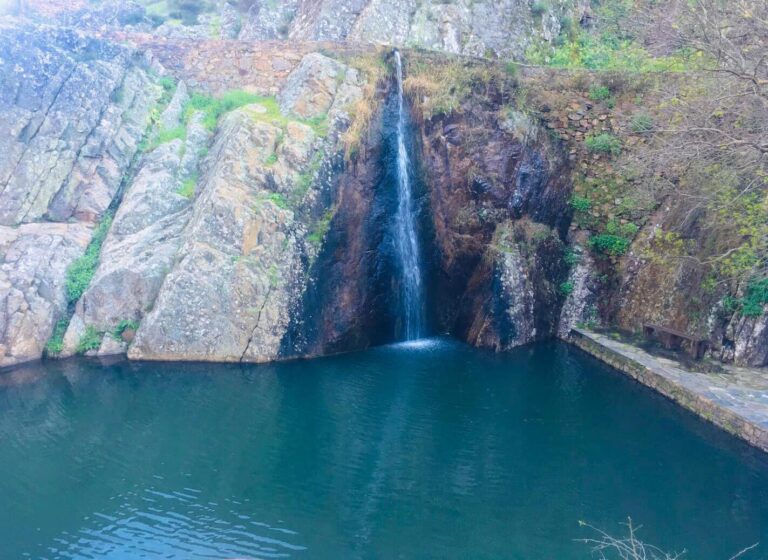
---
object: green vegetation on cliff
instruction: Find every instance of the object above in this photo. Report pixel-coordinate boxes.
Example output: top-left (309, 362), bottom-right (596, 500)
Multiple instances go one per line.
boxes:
top-left (65, 213), bottom-right (113, 304)
top-left (45, 319), bottom-right (68, 355)
top-left (526, 0), bottom-right (691, 72)
top-left (76, 326), bottom-right (103, 354)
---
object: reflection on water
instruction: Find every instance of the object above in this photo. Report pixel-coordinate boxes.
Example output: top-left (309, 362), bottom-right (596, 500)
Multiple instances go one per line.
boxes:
top-left (0, 339), bottom-right (766, 559)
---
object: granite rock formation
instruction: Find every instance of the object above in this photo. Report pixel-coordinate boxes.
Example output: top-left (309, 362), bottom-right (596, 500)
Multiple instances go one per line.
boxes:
top-left (0, 25), bottom-right (157, 367)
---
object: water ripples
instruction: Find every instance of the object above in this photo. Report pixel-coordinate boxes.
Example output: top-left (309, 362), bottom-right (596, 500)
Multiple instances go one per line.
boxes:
top-left (45, 489), bottom-right (305, 559)
top-left (1, 341), bottom-right (767, 559)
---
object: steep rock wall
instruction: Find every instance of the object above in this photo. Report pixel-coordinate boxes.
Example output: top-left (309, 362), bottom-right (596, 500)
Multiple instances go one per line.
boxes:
top-left (413, 86), bottom-right (573, 349)
top-left (125, 52), bottom-right (364, 363)
top-left (0, 25), bottom-right (157, 367)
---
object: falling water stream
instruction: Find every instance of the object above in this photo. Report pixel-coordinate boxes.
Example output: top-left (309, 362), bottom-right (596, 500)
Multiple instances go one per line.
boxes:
top-left (393, 50), bottom-right (425, 340)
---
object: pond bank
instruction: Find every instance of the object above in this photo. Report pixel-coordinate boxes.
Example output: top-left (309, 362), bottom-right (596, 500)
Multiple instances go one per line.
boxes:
top-left (569, 328), bottom-right (768, 454)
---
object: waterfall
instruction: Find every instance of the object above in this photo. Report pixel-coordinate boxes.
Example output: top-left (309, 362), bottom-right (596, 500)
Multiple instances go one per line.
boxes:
top-left (393, 50), bottom-right (425, 340)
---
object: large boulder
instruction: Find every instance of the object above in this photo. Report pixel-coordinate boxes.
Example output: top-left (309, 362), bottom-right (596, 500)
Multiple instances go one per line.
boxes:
top-left (128, 107), bottom-right (306, 362)
top-left (278, 52), bottom-right (361, 119)
top-left (0, 223), bottom-right (91, 367)
top-left (59, 112), bottom-right (209, 357)
top-left (128, 52), bottom-right (363, 362)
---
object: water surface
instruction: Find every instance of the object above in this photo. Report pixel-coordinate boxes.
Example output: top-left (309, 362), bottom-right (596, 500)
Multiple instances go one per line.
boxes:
top-left (1, 339), bottom-right (766, 559)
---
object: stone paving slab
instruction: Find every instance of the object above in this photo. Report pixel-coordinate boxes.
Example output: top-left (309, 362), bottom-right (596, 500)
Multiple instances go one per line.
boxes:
top-left (569, 328), bottom-right (768, 453)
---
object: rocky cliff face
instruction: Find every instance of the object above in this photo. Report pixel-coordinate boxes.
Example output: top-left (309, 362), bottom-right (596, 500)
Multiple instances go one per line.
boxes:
top-left (0, 24), bottom-right (157, 367)
top-left (2, 11), bottom-right (767, 370)
top-left (11, 0), bottom-right (589, 62)
top-left (240, 0), bottom-right (590, 60)
top-left (82, 50), bottom-right (362, 364)
top-left (414, 84), bottom-right (573, 349)
top-left (0, 20), bottom-right (370, 367)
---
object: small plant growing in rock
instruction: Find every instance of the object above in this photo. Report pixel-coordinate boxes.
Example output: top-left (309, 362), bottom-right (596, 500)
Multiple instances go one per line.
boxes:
top-left (267, 264), bottom-right (280, 288)
top-left (570, 196), bottom-right (596, 229)
top-left (631, 113), bottom-right (654, 133)
top-left (588, 84), bottom-right (612, 101)
top-left (185, 90), bottom-right (263, 131)
top-left (588, 84), bottom-right (616, 108)
top-left (589, 233), bottom-right (631, 256)
top-left (559, 281), bottom-right (575, 296)
top-left (111, 320), bottom-right (139, 341)
top-left (307, 209), bottom-right (334, 248)
top-left (45, 319), bottom-right (69, 355)
top-left (176, 174), bottom-right (198, 199)
top-left (261, 192), bottom-right (289, 210)
top-left (76, 326), bottom-right (103, 354)
top-left (158, 76), bottom-right (176, 93)
top-left (66, 213), bottom-right (113, 304)
top-left (570, 196), bottom-right (591, 213)
top-left (146, 125), bottom-right (187, 152)
top-left (585, 133), bottom-right (622, 156)
top-left (564, 248), bottom-right (580, 267)
top-left (503, 61), bottom-right (519, 78)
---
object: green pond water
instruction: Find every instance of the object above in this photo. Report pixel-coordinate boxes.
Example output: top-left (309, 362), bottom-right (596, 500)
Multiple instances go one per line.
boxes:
top-left (0, 339), bottom-right (767, 559)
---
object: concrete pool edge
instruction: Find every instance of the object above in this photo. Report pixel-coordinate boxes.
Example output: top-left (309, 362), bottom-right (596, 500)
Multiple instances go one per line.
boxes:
top-left (567, 328), bottom-right (768, 454)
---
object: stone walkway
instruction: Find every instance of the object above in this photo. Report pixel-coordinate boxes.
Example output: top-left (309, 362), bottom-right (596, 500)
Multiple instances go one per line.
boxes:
top-left (570, 328), bottom-right (768, 453)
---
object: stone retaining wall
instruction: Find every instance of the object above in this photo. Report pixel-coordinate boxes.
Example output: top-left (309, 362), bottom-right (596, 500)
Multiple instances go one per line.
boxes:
top-left (115, 35), bottom-right (377, 96)
top-left (569, 329), bottom-right (768, 453)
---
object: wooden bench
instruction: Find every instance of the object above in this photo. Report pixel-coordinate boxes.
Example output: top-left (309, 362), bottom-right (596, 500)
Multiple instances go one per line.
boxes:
top-left (643, 324), bottom-right (708, 360)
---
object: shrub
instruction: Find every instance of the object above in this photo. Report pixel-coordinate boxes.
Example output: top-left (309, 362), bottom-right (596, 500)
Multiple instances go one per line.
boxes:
top-left (630, 113), bottom-right (654, 133)
top-left (570, 195), bottom-right (592, 213)
top-left (605, 220), bottom-right (639, 238)
top-left (559, 281), bottom-right (575, 296)
top-left (169, 0), bottom-right (212, 25)
top-left (76, 326), bottom-right (102, 354)
top-left (159, 76), bottom-right (175, 93)
top-left (157, 76), bottom-right (177, 107)
top-left (585, 133), bottom-right (622, 156)
top-left (564, 248), bottom-right (580, 267)
top-left (307, 209), bottom-right (334, 248)
top-left (66, 213), bottom-right (112, 304)
top-left (531, 2), bottom-right (546, 18)
top-left (589, 233), bottom-right (631, 256)
top-left (111, 319), bottom-right (140, 340)
top-left (588, 84), bottom-right (612, 101)
top-left (525, 12), bottom-right (690, 73)
top-left (739, 278), bottom-right (768, 317)
top-left (45, 319), bottom-right (69, 355)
